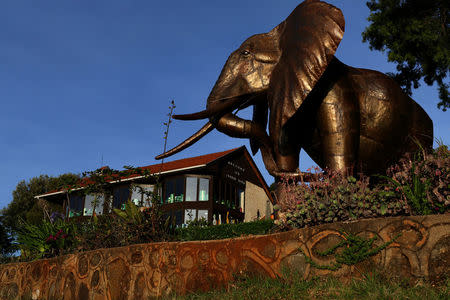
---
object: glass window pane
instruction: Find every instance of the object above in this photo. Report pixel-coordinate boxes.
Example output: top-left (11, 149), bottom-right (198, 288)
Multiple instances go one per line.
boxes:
top-left (199, 178), bottom-right (209, 201)
top-left (219, 182), bottom-right (225, 205)
top-left (142, 185), bottom-right (154, 206)
top-left (174, 178), bottom-right (184, 202)
top-left (185, 177), bottom-right (198, 202)
top-left (225, 182), bottom-right (230, 206)
top-left (130, 186), bottom-right (142, 206)
top-left (184, 209), bottom-right (196, 224)
top-left (113, 186), bottom-right (130, 209)
top-left (238, 189), bottom-right (245, 212)
top-left (84, 194), bottom-right (104, 216)
top-left (69, 194), bottom-right (84, 217)
top-left (165, 179), bottom-right (174, 203)
top-left (198, 210), bottom-right (208, 222)
top-left (165, 178), bottom-right (184, 203)
top-left (131, 184), bottom-right (154, 207)
top-left (158, 186), bottom-right (163, 204)
top-left (174, 210), bottom-right (183, 226)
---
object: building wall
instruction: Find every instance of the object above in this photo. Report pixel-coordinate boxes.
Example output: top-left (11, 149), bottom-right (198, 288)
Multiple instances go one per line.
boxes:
top-left (244, 181), bottom-right (273, 222)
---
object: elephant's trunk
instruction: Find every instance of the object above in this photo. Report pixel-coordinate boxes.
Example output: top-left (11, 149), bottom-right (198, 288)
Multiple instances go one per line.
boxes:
top-left (155, 122), bottom-right (214, 159)
top-left (173, 95), bottom-right (245, 120)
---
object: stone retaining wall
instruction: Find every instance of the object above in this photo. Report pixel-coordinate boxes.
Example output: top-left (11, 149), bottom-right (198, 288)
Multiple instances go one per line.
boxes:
top-left (0, 214), bottom-right (449, 299)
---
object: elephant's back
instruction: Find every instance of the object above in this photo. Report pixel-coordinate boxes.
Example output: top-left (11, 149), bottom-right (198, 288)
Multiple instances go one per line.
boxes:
top-left (348, 66), bottom-right (433, 171)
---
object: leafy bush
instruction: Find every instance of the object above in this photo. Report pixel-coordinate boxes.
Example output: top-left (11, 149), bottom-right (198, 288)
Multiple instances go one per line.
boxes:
top-left (385, 144), bottom-right (449, 214)
top-left (176, 219), bottom-right (274, 241)
top-left (16, 217), bottom-right (78, 260)
top-left (113, 199), bottom-right (144, 225)
top-left (75, 205), bottom-right (175, 252)
top-left (275, 171), bottom-right (408, 229)
top-left (275, 145), bottom-right (449, 230)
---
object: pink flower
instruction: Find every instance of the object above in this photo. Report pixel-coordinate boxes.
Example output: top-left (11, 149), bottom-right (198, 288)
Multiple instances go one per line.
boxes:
top-left (435, 169), bottom-right (441, 176)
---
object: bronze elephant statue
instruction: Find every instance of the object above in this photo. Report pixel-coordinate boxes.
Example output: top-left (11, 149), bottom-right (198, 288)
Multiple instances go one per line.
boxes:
top-left (156, 0), bottom-right (433, 177)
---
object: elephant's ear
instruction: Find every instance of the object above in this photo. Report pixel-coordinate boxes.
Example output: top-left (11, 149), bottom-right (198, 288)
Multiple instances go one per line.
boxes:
top-left (268, 0), bottom-right (344, 130)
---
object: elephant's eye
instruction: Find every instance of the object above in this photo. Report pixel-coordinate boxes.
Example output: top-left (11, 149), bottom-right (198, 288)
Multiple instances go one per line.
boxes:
top-left (241, 50), bottom-right (251, 56)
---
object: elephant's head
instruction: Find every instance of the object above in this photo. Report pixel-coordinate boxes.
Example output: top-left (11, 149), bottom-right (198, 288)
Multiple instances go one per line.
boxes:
top-left (156, 0), bottom-right (344, 175)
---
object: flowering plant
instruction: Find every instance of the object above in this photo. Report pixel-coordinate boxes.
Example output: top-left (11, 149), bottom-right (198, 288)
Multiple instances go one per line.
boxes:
top-left (17, 216), bottom-right (78, 259)
top-left (275, 170), bottom-right (407, 229)
top-left (275, 145), bottom-right (449, 230)
top-left (385, 144), bottom-right (449, 214)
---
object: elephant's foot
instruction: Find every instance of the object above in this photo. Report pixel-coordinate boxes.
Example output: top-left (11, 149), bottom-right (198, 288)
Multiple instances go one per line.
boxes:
top-left (272, 171), bottom-right (320, 182)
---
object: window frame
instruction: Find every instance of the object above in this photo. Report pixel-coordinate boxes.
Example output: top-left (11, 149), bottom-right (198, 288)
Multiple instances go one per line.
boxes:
top-left (163, 175), bottom-right (212, 203)
top-left (163, 176), bottom-right (185, 204)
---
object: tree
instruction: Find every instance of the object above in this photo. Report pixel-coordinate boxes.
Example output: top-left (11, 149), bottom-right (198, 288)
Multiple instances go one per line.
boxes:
top-left (362, 0), bottom-right (449, 111)
top-left (0, 215), bottom-right (14, 257)
top-left (1, 173), bottom-right (80, 236)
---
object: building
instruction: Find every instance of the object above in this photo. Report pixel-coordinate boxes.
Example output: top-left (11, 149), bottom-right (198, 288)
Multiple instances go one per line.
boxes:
top-left (35, 146), bottom-right (274, 225)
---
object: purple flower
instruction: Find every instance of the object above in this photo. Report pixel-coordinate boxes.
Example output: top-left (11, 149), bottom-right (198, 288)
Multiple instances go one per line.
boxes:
top-left (50, 212), bottom-right (65, 223)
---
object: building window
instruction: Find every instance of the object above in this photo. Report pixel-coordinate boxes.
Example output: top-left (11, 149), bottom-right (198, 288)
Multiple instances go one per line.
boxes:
top-left (186, 176), bottom-right (210, 202)
top-left (199, 178), bottom-right (209, 201)
top-left (174, 210), bottom-right (183, 226)
top-left (198, 210), bottom-right (208, 222)
top-left (238, 188), bottom-right (245, 212)
top-left (184, 209), bottom-right (196, 223)
top-left (83, 193), bottom-right (105, 216)
top-left (68, 194), bottom-right (84, 217)
top-left (165, 177), bottom-right (184, 203)
top-left (113, 186), bottom-right (130, 210)
top-left (185, 177), bottom-right (198, 202)
top-left (130, 184), bottom-right (154, 207)
top-left (217, 180), bottom-right (245, 211)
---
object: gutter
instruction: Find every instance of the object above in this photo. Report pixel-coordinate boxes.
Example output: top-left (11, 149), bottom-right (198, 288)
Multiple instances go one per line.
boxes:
top-left (34, 164), bottom-right (206, 199)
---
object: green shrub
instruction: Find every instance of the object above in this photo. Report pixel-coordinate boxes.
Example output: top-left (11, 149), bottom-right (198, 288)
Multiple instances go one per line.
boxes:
top-left (75, 206), bottom-right (175, 252)
top-left (16, 217), bottom-right (78, 260)
top-left (113, 199), bottom-right (144, 225)
top-left (276, 146), bottom-right (449, 230)
top-left (385, 144), bottom-right (449, 214)
top-left (176, 219), bottom-right (274, 241)
top-left (276, 171), bottom-right (408, 229)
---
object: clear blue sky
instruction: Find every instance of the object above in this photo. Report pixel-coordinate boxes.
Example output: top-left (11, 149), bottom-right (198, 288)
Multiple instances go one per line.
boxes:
top-left (1, 0), bottom-right (448, 210)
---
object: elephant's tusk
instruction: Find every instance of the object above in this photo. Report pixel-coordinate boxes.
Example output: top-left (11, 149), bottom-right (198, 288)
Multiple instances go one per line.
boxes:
top-left (173, 95), bottom-right (250, 120)
top-left (155, 122), bottom-right (214, 160)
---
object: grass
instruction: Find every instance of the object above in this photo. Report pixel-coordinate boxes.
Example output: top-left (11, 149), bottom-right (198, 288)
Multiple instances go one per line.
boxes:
top-left (170, 271), bottom-right (449, 300)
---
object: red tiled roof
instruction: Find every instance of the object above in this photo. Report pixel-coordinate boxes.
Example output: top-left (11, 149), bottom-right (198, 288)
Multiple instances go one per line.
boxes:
top-left (36, 147), bottom-right (241, 198)
top-left (139, 147), bottom-right (239, 174)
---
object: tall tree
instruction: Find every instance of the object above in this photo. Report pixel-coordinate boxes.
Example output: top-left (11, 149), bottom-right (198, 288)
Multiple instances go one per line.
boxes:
top-left (0, 215), bottom-right (14, 257)
top-left (362, 0), bottom-right (449, 111)
top-left (1, 173), bottom-right (80, 235)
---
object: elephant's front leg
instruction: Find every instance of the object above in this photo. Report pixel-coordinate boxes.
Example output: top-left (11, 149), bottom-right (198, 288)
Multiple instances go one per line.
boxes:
top-left (316, 83), bottom-right (360, 172)
top-left (213, 113), bottom-right (279, 175)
